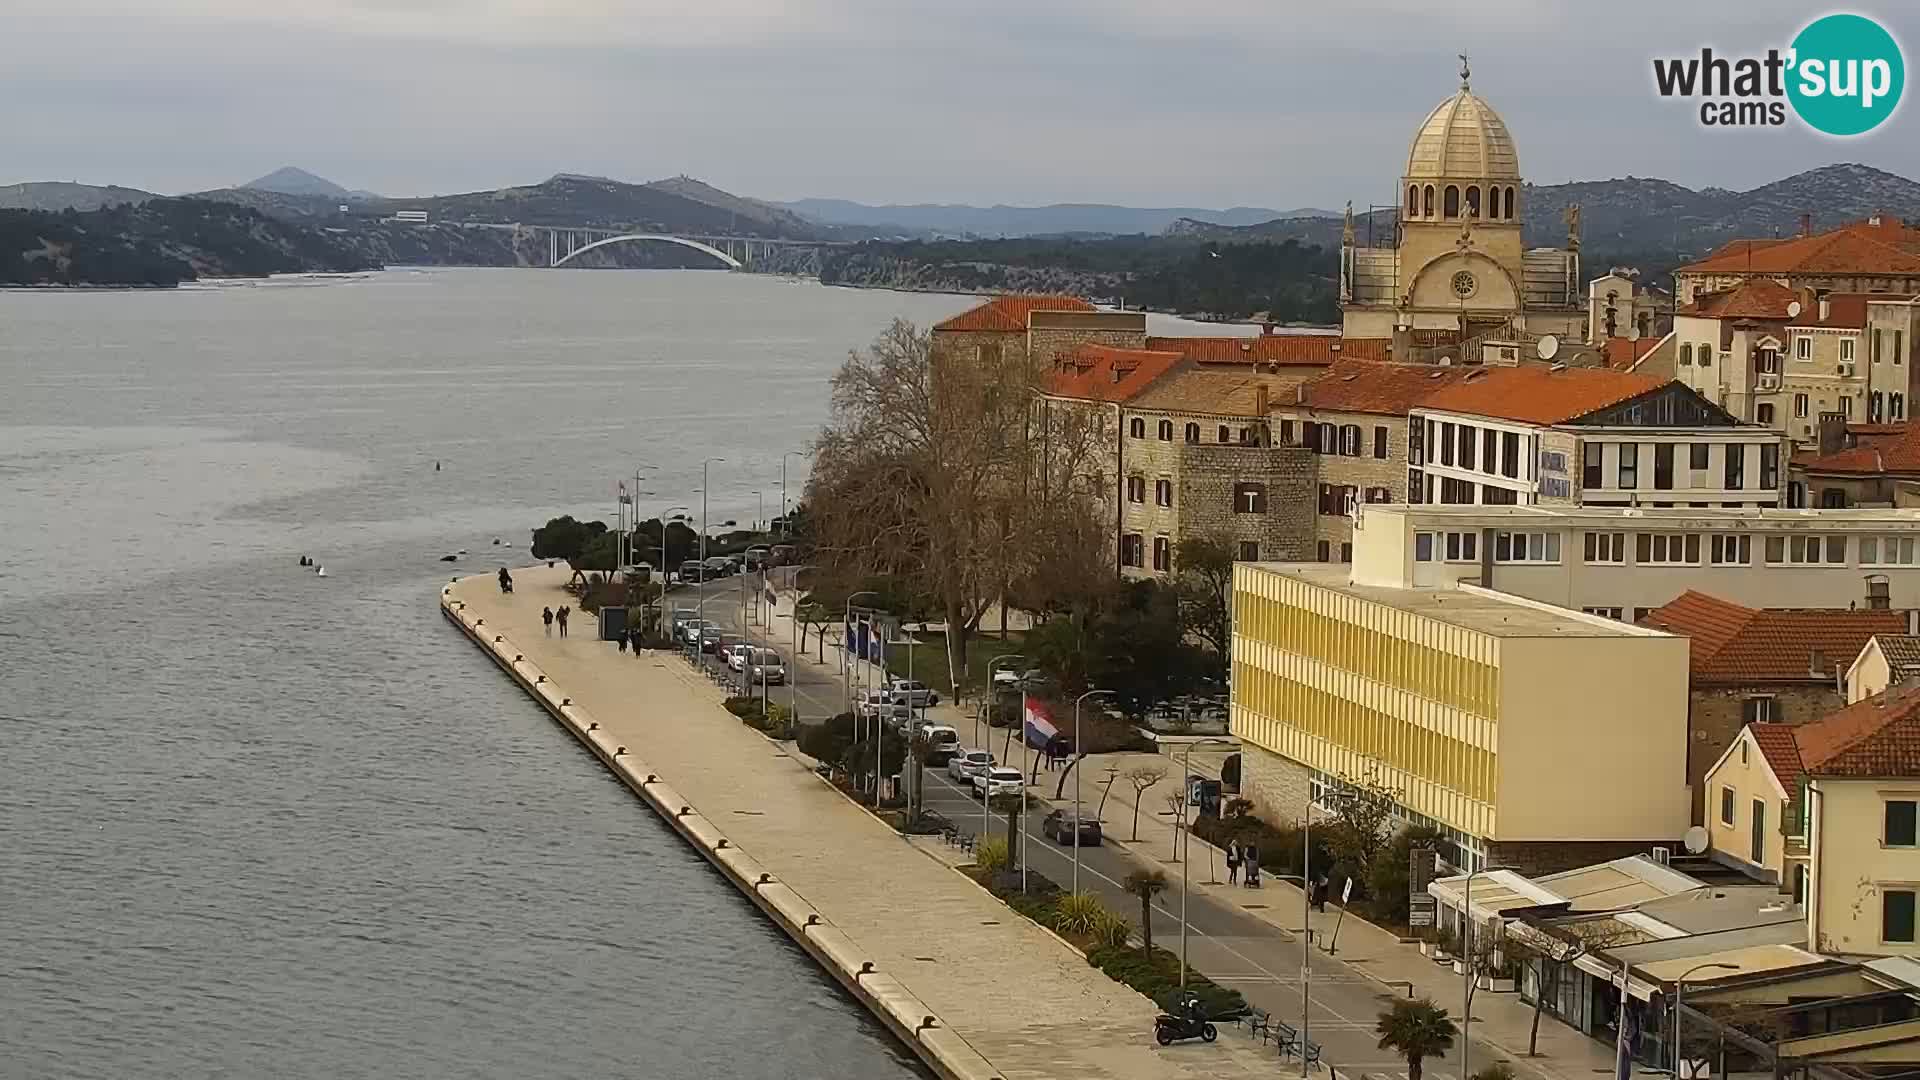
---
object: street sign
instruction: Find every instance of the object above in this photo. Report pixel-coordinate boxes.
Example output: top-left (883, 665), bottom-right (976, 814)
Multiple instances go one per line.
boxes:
top-left (1409, 896), bottom-right (1437, 927)
top-left (1341, 877), bottom-right (1354, 904)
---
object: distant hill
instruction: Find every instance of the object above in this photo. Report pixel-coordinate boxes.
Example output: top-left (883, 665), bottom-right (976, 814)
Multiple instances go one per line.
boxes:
top-left (391, 174), bottom-right (829, 239)
top-left (776, 199), bottom-right (1307, 238)
top-left (1165, 163), bottom-right (1920, 281)
top-left (0, 181), bottom-right (157, 212)
top-left (242, 166), bottom-right (373, 200)
top-left (0, 198), bottom-right (376, 286)
top-left (645, 175), bottom-right (822, 235)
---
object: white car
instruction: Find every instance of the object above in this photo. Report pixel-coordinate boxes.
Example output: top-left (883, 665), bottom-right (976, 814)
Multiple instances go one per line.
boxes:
top-left (885, 678), bottom-right (940, 707)
top-left (857, 689), bottom-right (908, 724)
top-left (919, 724), bottom-right (960, 764)
top-left (724, 643), bottom-right (753, 671)
top-left (947, 749), bottom-right (995, 782)
top-left (971, 767), bottom-right (1025, 798)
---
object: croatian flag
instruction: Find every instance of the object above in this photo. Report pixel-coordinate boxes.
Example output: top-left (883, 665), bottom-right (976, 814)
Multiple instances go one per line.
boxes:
top-left (1023, 699), bottom-right (1059, 752)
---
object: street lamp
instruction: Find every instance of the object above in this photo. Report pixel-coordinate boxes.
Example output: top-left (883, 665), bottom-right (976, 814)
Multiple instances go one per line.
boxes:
top-left (1460, 862), bottom-right (1521, 1080)
top-left (1177, 736), bottom-right (1237, 989)
top-left (781, 451), bottom-right (809, 537)
top-left (698, 458), bottom-right (724, 649)
top-left (1672, 962), bottom-right (1739, 1080)
top-left (983, 655), bottom-right (1028, 843)
top-left (1071, 689), bottom-right (1114, 895)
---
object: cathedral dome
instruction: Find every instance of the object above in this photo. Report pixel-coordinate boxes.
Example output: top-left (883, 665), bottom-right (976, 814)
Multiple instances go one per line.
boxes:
top-left (1405, 86), bottom-right (1520, 181)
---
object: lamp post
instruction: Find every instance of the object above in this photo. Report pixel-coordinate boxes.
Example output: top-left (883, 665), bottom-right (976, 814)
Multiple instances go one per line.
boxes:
top-left (651, 503), bottom-right (687, 633)
top-left (698, 458), bottom-right (724, 651)
top-left (780, 451), bottom-right (808, 538)
top-left (983, 655), bottom-right (1027, 842)
top-left (1672, 962), bottom-right (1739, 1080)
top-left (1460, 862), bottom-right (1521, 1080)
top-left (1071, 689), bottom-right (1114, 895)
top-left (1299, 787), bottom-right (1358, 1073)
top-left (1177, 737), bottom-right (1237, 989)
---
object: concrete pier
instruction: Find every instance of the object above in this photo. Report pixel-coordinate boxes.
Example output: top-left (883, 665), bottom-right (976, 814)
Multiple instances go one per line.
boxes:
top-left (442, 566), bottom-right (1280, 1080)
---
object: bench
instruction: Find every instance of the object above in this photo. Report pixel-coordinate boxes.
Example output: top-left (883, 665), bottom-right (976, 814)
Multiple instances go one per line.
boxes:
top-left (1302, 1040), bottom-right (1323, 1070)
top-left (1270, 1021), bottom-right (1299, 1057)
top-left (1238, 1006), bottom-right (1271, 1041)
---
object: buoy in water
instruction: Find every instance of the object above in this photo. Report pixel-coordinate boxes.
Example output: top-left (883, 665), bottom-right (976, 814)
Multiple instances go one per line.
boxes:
top-left (440, 554), bottom-right (457, 562)
top-left (316, 566), bottom-right (327, 577)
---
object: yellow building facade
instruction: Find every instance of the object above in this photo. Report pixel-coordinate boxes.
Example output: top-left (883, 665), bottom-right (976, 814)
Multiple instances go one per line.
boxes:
top-left (1231, 562), bottom-right (1691, 871)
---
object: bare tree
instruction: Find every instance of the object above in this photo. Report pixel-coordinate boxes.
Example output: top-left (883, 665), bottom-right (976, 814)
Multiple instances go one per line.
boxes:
top-left (1173, 533), bottom-right (1236, 679)
top-left (1126, 766), bottom-right (1166, 842)
top-left (1164, 792), bottom-right (1185, 859)
top-left (1507, 919), bottom-right (1637, 1056)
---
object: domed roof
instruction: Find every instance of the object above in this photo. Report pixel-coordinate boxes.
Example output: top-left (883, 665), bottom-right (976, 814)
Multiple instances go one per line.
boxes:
top-left (1405, 86), bottom-right (1520, 181)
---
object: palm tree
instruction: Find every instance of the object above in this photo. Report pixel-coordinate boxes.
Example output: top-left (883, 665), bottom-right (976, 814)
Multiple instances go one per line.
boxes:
top-left (1375, 997), bottom-right (1457, 1080)
top-left (1122, 869), bottom-right (1168, 955)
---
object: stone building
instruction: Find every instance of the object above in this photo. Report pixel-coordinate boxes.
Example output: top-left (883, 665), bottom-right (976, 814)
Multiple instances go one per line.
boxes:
top-left (1673, 214), bottom-right (1920, 307)
top-left (1638, 590), bottom-right (1905, 810)
top-left (1587, 270), bottom-right (1672, 343)
top-left (1340, 59), bottom-right (1585, 349)
top-left (1791, 421), bottom-right (1920, 508)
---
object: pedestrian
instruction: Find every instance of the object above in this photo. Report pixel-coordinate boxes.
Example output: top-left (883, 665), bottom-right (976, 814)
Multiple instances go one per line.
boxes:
top-left (628, 626), bottom-right (643, 655)
top-left (1226, 840), bottom-right (1241, 885)
top-left (616, 628), bottom-right (628, 653)
top-left (542, 607), bottom-right (554, 636)
top-left (1245, 844), bottom-right (1261, 888)
top-left (1313, 876), bottom-right (1329, 913)
top-left (557, 606), bottom-right (570, 638)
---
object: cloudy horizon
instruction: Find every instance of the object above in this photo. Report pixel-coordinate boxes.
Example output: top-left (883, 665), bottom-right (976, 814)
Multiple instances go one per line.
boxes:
top-left (5, 1), bottom-right (1916, 209)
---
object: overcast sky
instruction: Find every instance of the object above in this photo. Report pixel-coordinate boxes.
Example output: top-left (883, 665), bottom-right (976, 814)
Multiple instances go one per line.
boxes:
top-left (4, 1), bottom-right (1915, 208)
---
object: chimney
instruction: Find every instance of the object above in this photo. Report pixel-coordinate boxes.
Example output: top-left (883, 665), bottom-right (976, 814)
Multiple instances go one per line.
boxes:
top-left (1870, 212), bottom-right (1885, 228)
top-left (1817, 412), bottom-right (1850, 455)
top-left (1263, 322), bottom-right (1277, 336)
top-left (1256, 384), bottom-right (1271, 417)
top-left (1819, 292), bottom-right (1832, 322)
top-left (1800, 212), bottom-right (1813, 237)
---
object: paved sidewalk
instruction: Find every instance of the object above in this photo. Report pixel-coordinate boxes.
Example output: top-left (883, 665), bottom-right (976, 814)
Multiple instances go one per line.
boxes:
top-left (454, 566), bottom-right (1289, 1080)
top-left (1088, 752), bottom-right (1621, 1079)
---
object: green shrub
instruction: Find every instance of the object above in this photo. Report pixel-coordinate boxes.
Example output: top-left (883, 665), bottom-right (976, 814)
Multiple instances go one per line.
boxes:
top-left (723, 696), bottom-right (761, 719)
top-left (1085, 943), bottom-right (1246, 1019)
top-left (1051, 892), bottom-right (1110, 937)
top-left (975, 837), bottom-right (1011, 874)
top-left (1473, 1063), bottom-right (1517, 1080)
top-left (1090, 909), bottom-right (1133, 950)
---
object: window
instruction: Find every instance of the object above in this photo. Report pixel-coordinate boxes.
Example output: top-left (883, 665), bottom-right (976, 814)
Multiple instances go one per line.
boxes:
top-left (1757, 402), bottom-right (1776, 424)
top-left (1751, 800), bottom-right (1765, 863)
top-left (1794, 393), bottom-right (1809, 418)
top-left (1720, 786), bottom-right (1736, 826)
top-left (1743, 696), bottom-right (1776, 723)
top-left (1318, 424), bottom-right (1339, 455)
top-left (1408, 419), bottom-right (1424, 465)
top-left (1793, 865), bottom-right (1808, 905)
top-left (1439, 476), bottom-right (1475, 504)
top-left (1584, 532), bottom-right (1626, 563)
top-left (1423, 185), bottom-right (1435, 218)
top-left (1887, 800), bottom-right (1918, 847)
top-left (1502, 432), bottom-right (1520, 479)
top-left (1126, 475), bottom-right (1146, 503)
top-left (1896, 393), bottom-right (1907, 421)
top-left (1154, 478), bottom-right (1172, 507)
top-left (1711, 534), bottom-right (1752, 565)
top-left (1120, 533), bottom-right (1143, 567)
top-left (1862, 536), bottom-right (1920, 566)
top-left (1439, 422), bottom-right (1454, 466)
top-left (1443, 530), bottom-right (1480, 563)
top-left (1635, 532), bottom-right (1701, 565)
top-left (1842, 338), bottom-right (1856, 363)
top-left (1465, 185), bottom-right (1481, 217)
top-left (1725, 446), bottom-right (1744, 491)
top-left (1757, 347), bottom-right (1781, 374)
top-left (1365, 486), bottom-right (1392, 503)
top-left (1407, 184), bottom-right (1418, 216)
top-left (1232, 483), bottom-right (1266, 514)
top-left (1316, 541), bottom-right (1331, 562)
top-left (1844, 394), bottom-right (1855, 419)
top-left (1796, 335), bottom-right (1813, 361)
top-left (1443, 185), bottom-right (1460, 218)
top-left (1300, 420), bottom-right (1317, 450)
top-left (1342, 424), bottom-right (1362, 457)
top-left (1458, 424), bottom-right (1475, 470)
top-left (1408, 469), bottom-right (1426, 504)
top-left (1415, 532), bottom-right (1435, 562)
top-left (1761, 443), bottom-right (1779, 491)
top-left (1766, 534), bottom-right (1844, 564)
top-left (1318, 484), bottom-right (1335, 515)
top-left (1583, 443), bottom-right (1603, 489)
top-left (1482, 486), bottom-right (1518, 505)
top-left (1219, 424), bottom-right (1231, 444)
top-left (1237, 541), bottom-right (1260, 562)
top-left (1240, 427), bottom-right (1255, 445)
top-left (1339, 542), bottom-right (1352, 563)
top-left (1482, 429), bottom-right (1497, 474)
top-left (1886, 890), bottom-right (1916, 944)
top-left (1872, 391), bottom-right (1885, 422)
top-left (1681, 343), bottom-right (1693, 366)
top-left (1618, 444), bottom-right (1638, 489)
top-left (1689, 443), bottom-right (1709, 471)
top-left (1184, 422), bottom-right (1200, 444)
top-left (1157, 419), bottom-right (1173, 441)
top-left (1823, 487), bottom-right (1849, 509)
top-left (1788, 481), bottom-right (1805, 508)
top-left (1492, 531), bottom-right (1561, 563)
top-left (1654, 444), bottom-right (1674, 490)
top-left (1152, 536), bottom-right (1171, 572)
top-left (1374, 426), bottom-right (1389, 459)
top-left (1698, 347), bottom-right (1712, 368)
top-left (1582, 606), bottom-right (1624, 620)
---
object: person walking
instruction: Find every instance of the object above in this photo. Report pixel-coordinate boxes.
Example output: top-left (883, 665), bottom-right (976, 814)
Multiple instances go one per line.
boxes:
top-left (542, 607), bottom-right (554, 636)
top-left (628, 626), bottom-right (643, 655)
top-left (1226, 840), bottom-right (1242, 886)
top-left (616, 627), bottom-right (628, 653)
top-left (1244, 843), bottom-right (1261, 888)
top-left (556, 606), bottom-right (570, 638)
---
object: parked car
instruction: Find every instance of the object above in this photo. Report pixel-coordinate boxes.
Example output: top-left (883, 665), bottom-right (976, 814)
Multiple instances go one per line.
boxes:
top-left (703, 556), bottom-right (735, 578)
top-left (947, 749), bottom-right (995, 782)
top-left (746, 648), bottom-right (786, 686)
top-left (680, 619), bottom-right (717, 646)
top-left (744, 546), bottom-right (771, 570)
top-left (918, 725), bottom-right (960, 764)
top-left (723, 642), bottom-right (754, 671)
top-left (857, 689), bottom-right (909, 725)
top-left (971, 767), bottom-right (1025, 799)
top-left (698, 627), bottom-right (725, 653)
top-left (885, 679), bottom-right (940, 707)
top-left (1043, 809), bottom-right (1103, 847)
top-left (678, 560), bottom-right (705, 584)
top-left (992, 667), bottom-right (1044, 688)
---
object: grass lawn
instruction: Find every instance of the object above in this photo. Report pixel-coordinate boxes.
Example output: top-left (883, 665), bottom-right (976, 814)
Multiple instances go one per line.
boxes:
top-left (886, 629), bottom-right (1028, 700)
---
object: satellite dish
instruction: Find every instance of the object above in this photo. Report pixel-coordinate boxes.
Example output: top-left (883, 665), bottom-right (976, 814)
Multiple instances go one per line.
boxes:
top-left (1787, 300), bottom-right (1803, 318)
top-left (1682, 825), bottom-right (1709, 855)
top-left (1537, 334), bottom-right (1560, 360)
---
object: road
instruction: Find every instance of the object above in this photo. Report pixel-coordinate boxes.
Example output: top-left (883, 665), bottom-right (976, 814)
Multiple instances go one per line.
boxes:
top-left (671, 578), bottom-right (1523, 1080)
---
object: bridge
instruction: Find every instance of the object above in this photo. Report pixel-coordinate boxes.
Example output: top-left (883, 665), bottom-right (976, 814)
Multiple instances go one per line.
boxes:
top-left (517, 225), bottom-right (848, 270)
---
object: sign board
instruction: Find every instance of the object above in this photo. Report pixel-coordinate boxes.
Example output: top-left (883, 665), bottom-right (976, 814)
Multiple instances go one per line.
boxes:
top-left (1409, 844), bottom-right (1438, 927)
top-left (1187, 776), bottom-right (1223, 817)
top-left (1341, 877), bottom-right (1354, 904)
top-left (1410, 896), bottom-right (1437, 928)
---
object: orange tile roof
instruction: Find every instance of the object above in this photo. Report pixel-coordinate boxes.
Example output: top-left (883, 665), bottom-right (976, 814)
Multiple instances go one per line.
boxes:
top-left (1145, 335), bottom-right (1344, 366)
top-left (1413, 365), bottom-right (1666, 425)
top-left (1639, 590), bottom-right (1905, 684)
top-left (1288, 361), bottom-right (1467, 416)
top-left (1788, 293), bottom-right (1877, 330)
top-left (1749, 722), bottom-right (1807, 789)
top-left (1790, 679), bottom-right (1920, 778)
top-left (1678, 218), bottom-right (1920, 277)
top-left (1602, 335), bottom-right (1663, 371)
top-left (1340, 338), bottom-right (1395, 361)
top-left (1044, 344), bottom-right (1183, 403)
top-left (933, 293), bottom-right (1095, 332)
top-left (1677, 279), bottom-right (1800, 319)
top-left (1797, 425), bottom-right (1920, 475)
top-left (1130, 367), bottom-right (1317, 416)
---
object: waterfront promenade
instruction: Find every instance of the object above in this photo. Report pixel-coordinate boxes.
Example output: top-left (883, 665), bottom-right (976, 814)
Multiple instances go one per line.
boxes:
top-left (444, 565), bottom-right (1284, 1080)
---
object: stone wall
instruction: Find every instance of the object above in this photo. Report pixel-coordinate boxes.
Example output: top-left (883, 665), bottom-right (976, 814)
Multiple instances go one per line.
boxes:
top-left (1027, 317), bottom-right (1148, 372)
top-left (1688, 683), bottom-right (1844, 800)
top-left (1238, 742), bottom-right (1312, 826)
top-left (1299, 410), bottom-right (1410, 561)
top-left (1177, 441), bottom-right (1317, 564)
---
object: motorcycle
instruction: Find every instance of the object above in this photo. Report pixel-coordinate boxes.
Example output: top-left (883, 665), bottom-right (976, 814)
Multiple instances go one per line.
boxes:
top-left (1153, 1007), bottom-right (1217, 1046)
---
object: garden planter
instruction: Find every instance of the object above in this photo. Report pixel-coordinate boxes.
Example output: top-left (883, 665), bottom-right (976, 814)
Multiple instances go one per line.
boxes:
top-left (1452, 959), bottom-right (1468, 976)
top-left (1491, 975), bottom-right (1517, 993)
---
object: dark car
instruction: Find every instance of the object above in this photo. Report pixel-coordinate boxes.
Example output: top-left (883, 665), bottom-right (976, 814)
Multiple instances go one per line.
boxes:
top-left (1043, 809), bottom-right (1102, 847)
